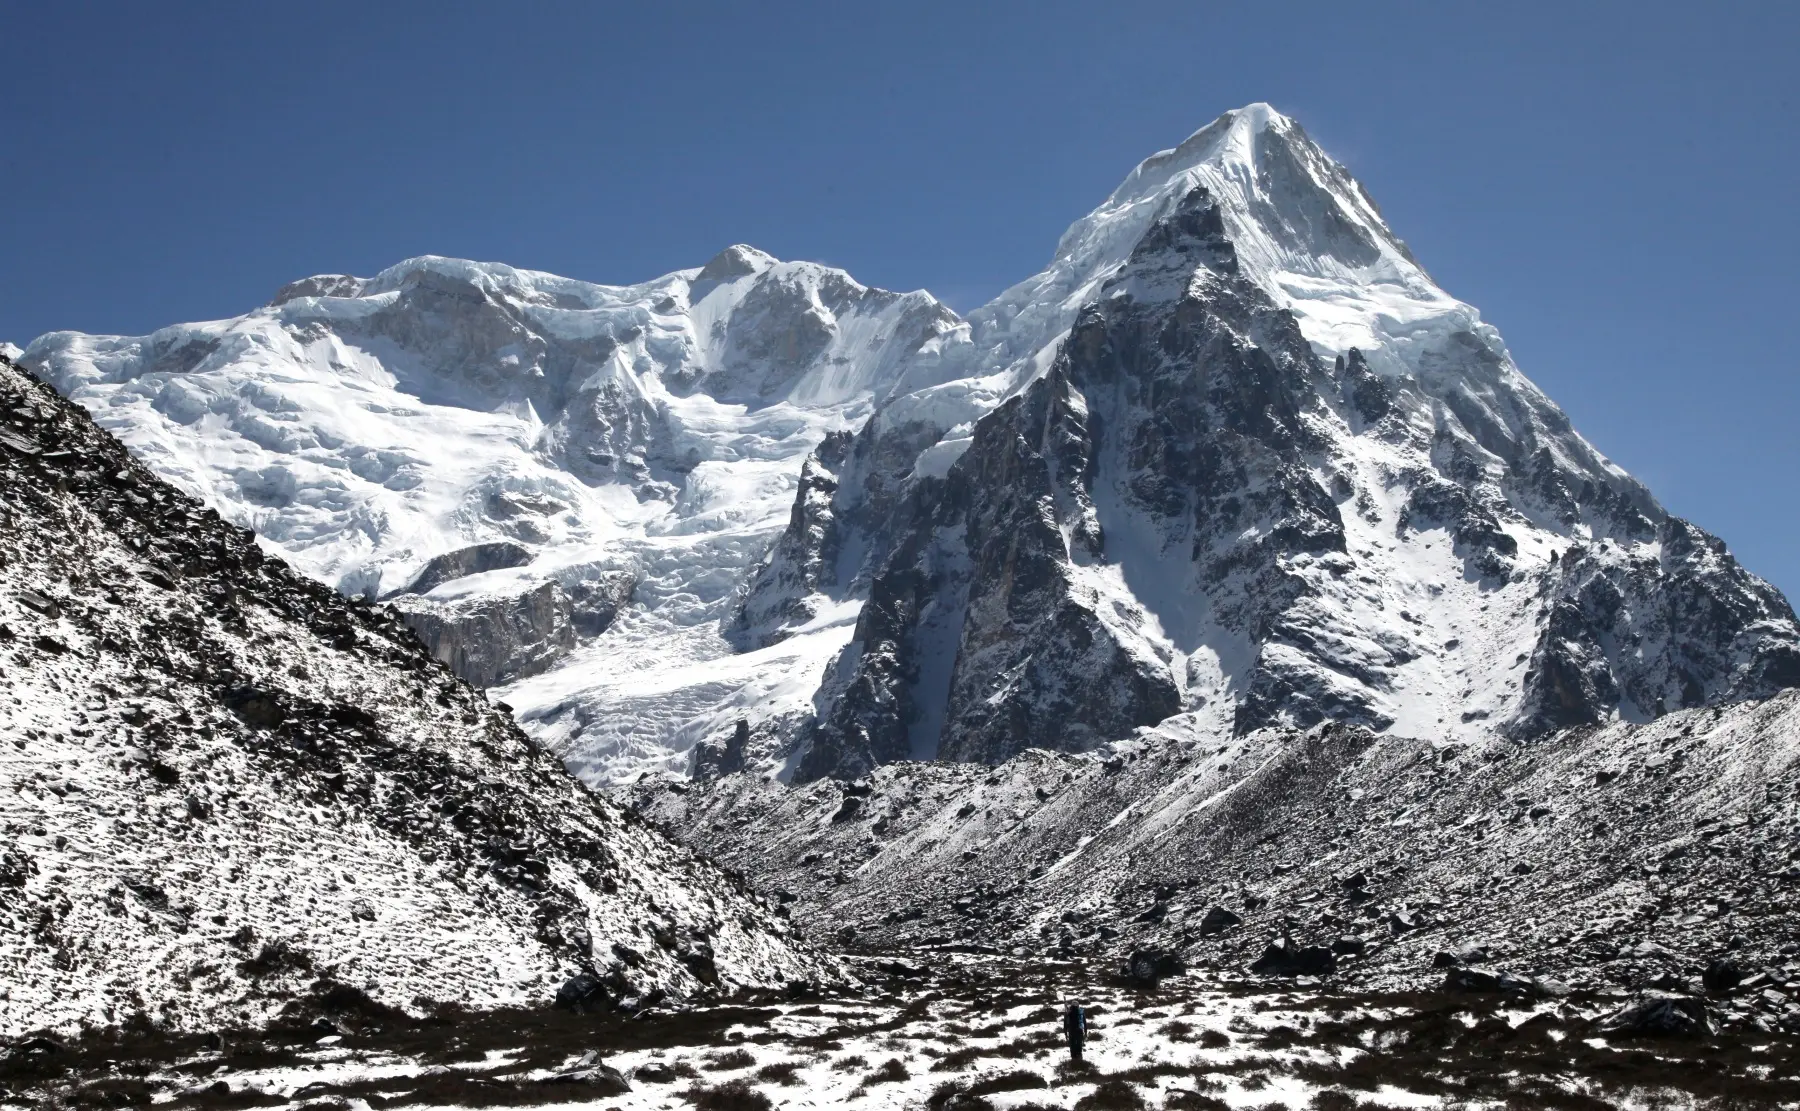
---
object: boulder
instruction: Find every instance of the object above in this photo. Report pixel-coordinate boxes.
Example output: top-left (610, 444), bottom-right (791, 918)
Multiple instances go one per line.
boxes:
top-left (1385, 909), bottom-right (1426, 933)
top-left (543, 1064), bottom-right (631, 1095)
top-left (1249, 939), bottom-right (1336, 978)
top-left (1600, 994), bottom-right (1711, 1039)
top-left (1443, 966), bottom-right (1537, 995)
top-left (1134, 901), bottom-right (1168, 924)
top-left (1198, 905), bottom-right (1242, 935)
top-left (554, 972), bottom-right (610, 1013)
top-left (1432, 944), bottom-right (1490, 969)
top-left (222, 686), bottom-right (287, 730)
top-left (1702, 958), bottom-right (1745, 992)
top-left (1125, 948), bottom-right (1187, 987)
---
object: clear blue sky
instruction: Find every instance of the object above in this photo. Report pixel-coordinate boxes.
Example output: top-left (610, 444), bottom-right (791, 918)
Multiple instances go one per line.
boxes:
top-left (3, 2), bottom-right (1796, 596)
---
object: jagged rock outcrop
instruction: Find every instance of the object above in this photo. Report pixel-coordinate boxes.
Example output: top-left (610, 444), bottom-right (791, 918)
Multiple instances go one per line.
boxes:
top-left (692, 719), bottom-right (752, 780)
top-left (392, 581), bottom-right (573, 689)
top-left (391, 570), bottom-right (636, 689)
top-left (0, 352), bottom-right (829, 1036)
top-left (1512, 519), bottom-right (1800, 735)
top-left (729, 431), bottom-right (853, 649)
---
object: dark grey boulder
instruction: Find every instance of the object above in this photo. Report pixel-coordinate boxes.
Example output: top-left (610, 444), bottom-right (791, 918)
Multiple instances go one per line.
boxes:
top-left (1249, 939), bottom-right (1336, 977)
top-left (554, 972), bottom-right (610, 1012)
top-left (1432, 944), bottom-right (1490, 969)
top-left (1702, 958), bottom-right (1744, 992)
top-left (1198, 906), bottom-right (1242, 935)
top-left (1600, 994), bottom-right (1711, 1039)
top-left (1125, 948), bottom-right (1187, 987)
top-left (1444, 966), bottom-right (1537, 995)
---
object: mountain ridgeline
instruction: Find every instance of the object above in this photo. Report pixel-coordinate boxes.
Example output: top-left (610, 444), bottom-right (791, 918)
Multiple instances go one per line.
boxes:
top-left (22, 104), bottom-right (1800, 791)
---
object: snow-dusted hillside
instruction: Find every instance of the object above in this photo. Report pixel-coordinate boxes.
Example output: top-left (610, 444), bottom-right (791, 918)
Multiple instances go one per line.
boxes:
top-left (0, 353), bottom-right (830, 1037)
top-left (24, 104), bottom-right (1800, 787)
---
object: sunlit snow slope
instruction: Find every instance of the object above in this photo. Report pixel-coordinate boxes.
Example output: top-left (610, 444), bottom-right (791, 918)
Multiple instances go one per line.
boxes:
top-left (26, 104), bottom-right (1800, 786)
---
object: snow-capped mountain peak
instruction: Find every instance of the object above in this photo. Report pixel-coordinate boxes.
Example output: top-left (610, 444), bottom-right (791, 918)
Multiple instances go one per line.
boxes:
top-left (997, 103), bottom-right (1449, 385)
top-left (748, 105), bottom-right (1800, 778)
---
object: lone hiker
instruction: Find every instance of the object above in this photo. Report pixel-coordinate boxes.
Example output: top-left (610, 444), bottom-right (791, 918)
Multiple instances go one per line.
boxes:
top-left (1063, 1001), bottom-right (1087, 1064)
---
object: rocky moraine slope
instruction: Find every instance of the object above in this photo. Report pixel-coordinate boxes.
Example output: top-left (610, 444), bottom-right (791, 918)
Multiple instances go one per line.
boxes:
top-left (0, 352), bottom-right (830, 1039)
top-left (640, 698), bottom-right (1800, 1032)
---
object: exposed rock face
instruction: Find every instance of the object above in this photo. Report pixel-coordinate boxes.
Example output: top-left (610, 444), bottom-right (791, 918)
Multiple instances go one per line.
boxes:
top-left (393, 581), bottom-right (573, 689)
top-left (269, 273), bottom-right (366, 305)
top-left (567, 570), bottom-right (638, 636)
top-left (672, 248), bottom-right (960, 406)
top-left (395, 541), bottom-right (535, 597)
top-left (692, 719), bottom-right (752, 780)
top-left (392, 570), bottom-right (636, 689)
top-left (729, 431), bottom-right (853, 649)
top-left (0, 353), bottom-right (828, 1036)
top-left (1512, 519), bottom-right (1800, 736)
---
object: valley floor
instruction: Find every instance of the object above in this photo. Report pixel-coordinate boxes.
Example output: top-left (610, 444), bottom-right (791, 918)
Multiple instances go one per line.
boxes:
top-left (5, 955), bottom-right (1797, 1111)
